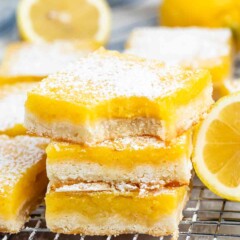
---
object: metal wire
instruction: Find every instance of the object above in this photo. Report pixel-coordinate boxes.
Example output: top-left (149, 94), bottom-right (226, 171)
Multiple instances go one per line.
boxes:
top-left (1, 176), bottom-right (240, 240)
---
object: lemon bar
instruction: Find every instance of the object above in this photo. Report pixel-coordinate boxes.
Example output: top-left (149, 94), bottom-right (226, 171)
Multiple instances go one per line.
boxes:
top-left (126, 27), bottom-right (233, 86)
top-left (0, 135), bottom-right (49, 233)
top-left (47, 133), bottom-right (192, 186)
top-left (0, 41), bottom-right (99, 84)
top-left (25, 49), bottom-right (213, 144)
top-left (46, 182), bottom-right (189, 236)
top-left (0, 82), bottom-right (36, 136)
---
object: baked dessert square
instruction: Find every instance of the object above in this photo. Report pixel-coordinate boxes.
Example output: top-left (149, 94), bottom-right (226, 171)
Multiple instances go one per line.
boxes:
top-left (25, 49), bottom-right (213, 144)
top-left (0, 135), bottom-right (49, 233)
top-left (126, 27), bottom-right (233, 87)
top-left (46, 182), bottom-right (189, 237)
top-left (0, 82), bottom-right (36, 136)
top-left (47, 132), bottom-right (192, 186)
top-left (0, 40), bottom-right (99, 84)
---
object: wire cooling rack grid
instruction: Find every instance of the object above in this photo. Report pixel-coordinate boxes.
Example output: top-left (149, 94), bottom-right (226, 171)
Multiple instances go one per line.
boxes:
top-left (1, 176), bottom-right (240, 240)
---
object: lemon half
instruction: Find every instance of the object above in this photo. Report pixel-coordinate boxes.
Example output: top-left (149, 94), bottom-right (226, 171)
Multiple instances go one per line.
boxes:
top-left (17, 0), bottom-right (111, 45)
top-left (193, 93), bottom-right (240, 201)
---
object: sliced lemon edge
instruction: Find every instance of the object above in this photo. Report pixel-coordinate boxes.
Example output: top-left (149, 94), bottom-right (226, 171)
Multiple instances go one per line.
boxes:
top-left (89, 0), bottom-right (111, 44)
top-left (193, 93), bottom-right (240, 201)
top-left (17, 0), bottom-right (111, 44)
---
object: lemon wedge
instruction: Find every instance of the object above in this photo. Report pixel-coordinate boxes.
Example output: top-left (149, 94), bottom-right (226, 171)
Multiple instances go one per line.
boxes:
top-left (193, 93), bottom-right (240, 201)
top-left (17, 0), bottom-right (111, 45)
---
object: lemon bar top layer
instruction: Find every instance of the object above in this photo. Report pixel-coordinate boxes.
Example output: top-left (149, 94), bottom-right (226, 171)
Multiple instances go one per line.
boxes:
top-left (0, 40), bottom-right (99, 78)
top-left (47, 133), bottom-right (192, 166)
top-left (26, 49), bottom-right (211, 124)
top-left (126, 27), bottom-right (232, 83)
top-left (0, 135), bottom-right (49, 195)
top-left (0, 82), bottom-right (36, 136)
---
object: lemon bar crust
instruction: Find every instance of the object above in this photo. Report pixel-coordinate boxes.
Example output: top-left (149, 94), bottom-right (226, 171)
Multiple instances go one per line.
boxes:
top-left (47, 159), bottom-right (192, 186)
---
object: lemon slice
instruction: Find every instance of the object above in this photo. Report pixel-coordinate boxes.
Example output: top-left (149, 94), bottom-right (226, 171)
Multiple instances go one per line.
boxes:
top-left (17, 0), bottom-right (111, 45)
top-left (193, 93), bottom-right (240, 201)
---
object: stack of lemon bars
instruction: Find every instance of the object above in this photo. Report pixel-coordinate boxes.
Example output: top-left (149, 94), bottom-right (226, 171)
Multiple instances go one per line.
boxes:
top-left (23, 48), bottom-right (214, 237)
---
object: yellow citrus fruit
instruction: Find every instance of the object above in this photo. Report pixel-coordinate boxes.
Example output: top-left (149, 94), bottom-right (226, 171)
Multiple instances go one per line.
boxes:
top-left (17, 0), bottom-right (111, 45)
top-left (160, 0), bottom-right (240, 49)
top-left (193, 93), bottom-right (240, 201)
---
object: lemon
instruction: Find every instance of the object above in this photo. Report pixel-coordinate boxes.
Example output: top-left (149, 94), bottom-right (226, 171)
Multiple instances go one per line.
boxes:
top-left (17, 0), bottom-right (111, 45)
top-left (193, 93), bottom-right (240, 201)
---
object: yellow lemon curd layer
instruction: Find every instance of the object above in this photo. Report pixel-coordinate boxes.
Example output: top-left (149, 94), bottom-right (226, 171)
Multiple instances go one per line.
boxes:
top-left (47, 133), bottom-right (192, 168)
top-left (0, 161), bottom-right (48, 220)
top-left (26, 49), bottom-right (211, 125)
top-left (126, 28), bottom-right (233, 85)
top-left (0, 136), bottom-right (49, 220)
top-left (0, 41), bottom-right (100, 84)
top-left (46, 183), bottom-right (188, 225)
top-left (0, 82), bottom-right (36, 136)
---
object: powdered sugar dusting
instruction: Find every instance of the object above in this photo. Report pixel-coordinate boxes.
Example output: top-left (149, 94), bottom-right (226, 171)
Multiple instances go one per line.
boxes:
top-left (126, 27), bottom-right (232, 68)
top-left (0, 41), bottom-right (96, 77)
top-left (54, 181), bottom-right (175, 196)
top-left (0, 135), bottom-right (49, 195)
top-left (55, 182), bottom-right (111, 192)
top-left (0, 82), bottom-right (36, 132)
top-left (34, 49), bottom-right (203, 105)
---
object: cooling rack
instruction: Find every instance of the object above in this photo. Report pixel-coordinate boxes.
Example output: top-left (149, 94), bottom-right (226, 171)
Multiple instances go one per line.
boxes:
top-left (1, 176), bottom-right (240, 240)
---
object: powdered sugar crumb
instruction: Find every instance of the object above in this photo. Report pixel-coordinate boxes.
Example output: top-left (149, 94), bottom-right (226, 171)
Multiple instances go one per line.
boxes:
top-left (54, 182), bottom-right (176, 196)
